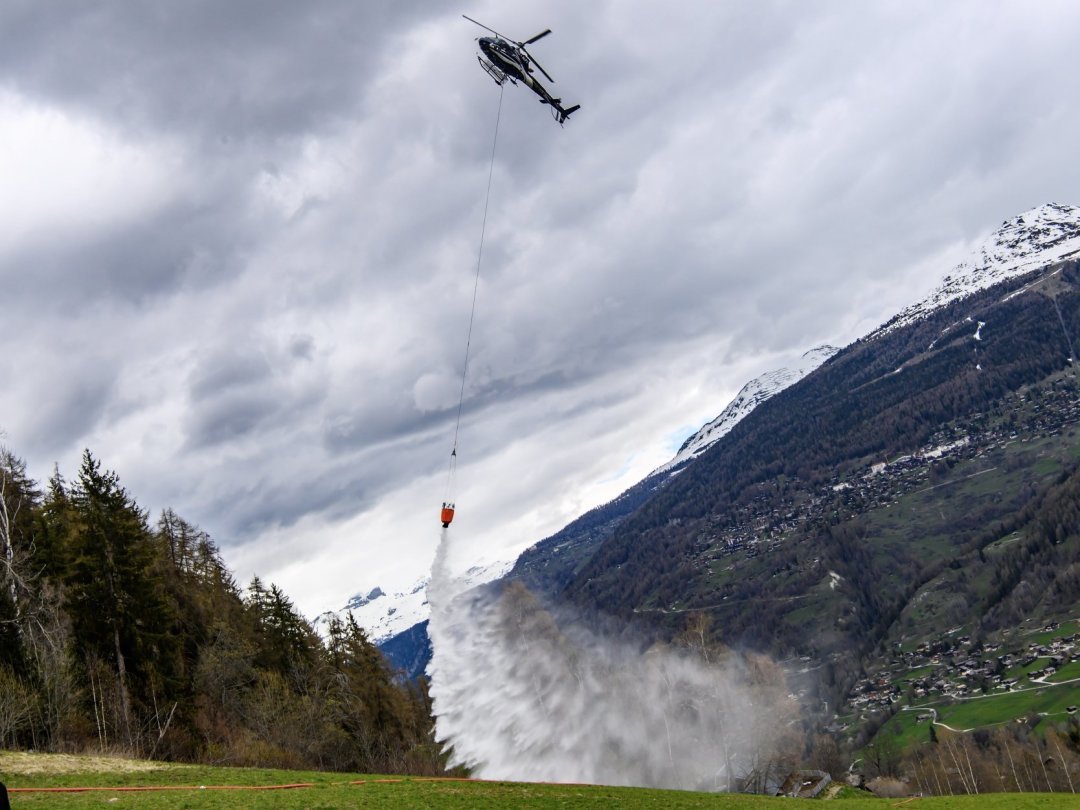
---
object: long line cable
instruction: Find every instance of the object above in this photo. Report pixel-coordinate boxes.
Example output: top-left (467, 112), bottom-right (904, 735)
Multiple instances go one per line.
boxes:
top-left (445, 84), bottom-right (505, 503)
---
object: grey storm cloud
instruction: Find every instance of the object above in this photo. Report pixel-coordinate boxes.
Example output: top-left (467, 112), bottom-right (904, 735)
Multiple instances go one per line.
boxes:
top-left (202, 460), bottom-right (373, 537)
top-left (0, 0), bottom-right (456, 139)
top-left (185, 389), bottom-right (279, 449)
top-left (25, 369), bottom-right (115, 457)
top-left (322, 398), bottom-right (447, 455)
top-left (188, 347), bottom-right (274, 400)
top-left (6, 194), bottom-right (256, 311)
top-left (183, 340), bottom-right (331, 450)
top-left (3, 0), bottom-right (1080, 613)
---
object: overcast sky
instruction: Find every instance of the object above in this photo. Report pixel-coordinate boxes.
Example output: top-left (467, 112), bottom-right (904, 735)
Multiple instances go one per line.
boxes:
top-left (3, 0), bottom-right (1080, 617)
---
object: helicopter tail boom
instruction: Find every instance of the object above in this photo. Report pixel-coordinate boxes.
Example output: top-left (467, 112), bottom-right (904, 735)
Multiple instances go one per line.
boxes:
top-left (560, 104), bottom-right (581, 121)
top-left (538, 95), bottom-right (580, 124)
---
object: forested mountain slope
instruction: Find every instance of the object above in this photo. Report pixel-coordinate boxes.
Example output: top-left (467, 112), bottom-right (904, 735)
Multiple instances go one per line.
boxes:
top-left (561, 256), bottom-right (1080, 707)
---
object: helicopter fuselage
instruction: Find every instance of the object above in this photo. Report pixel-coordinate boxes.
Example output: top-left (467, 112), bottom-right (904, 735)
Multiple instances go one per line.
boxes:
top-left (478, 37), bottom-right (531, 86)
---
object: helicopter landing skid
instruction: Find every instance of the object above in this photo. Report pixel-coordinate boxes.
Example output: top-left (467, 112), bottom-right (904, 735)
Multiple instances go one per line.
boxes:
top-left (478, 56), bottom-right (510, 86)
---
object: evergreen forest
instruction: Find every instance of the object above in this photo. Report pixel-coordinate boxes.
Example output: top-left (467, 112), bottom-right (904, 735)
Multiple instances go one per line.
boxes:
top-left (0, 448), bottom-right (440, 774)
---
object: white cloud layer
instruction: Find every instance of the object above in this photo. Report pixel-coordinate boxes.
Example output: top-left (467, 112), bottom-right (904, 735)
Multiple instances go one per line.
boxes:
top-left (3, 0), bottom-right (1080, 616)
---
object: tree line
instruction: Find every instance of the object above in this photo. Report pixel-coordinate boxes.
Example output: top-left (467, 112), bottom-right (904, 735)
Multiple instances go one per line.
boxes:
top-left (0, 447), bottom-right (442, 774)
top-left (863, 722), bottom-right (1080, 797)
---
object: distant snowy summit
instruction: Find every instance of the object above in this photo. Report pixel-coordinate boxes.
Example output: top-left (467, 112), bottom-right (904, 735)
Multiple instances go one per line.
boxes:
top-left (651, 201), bottom-right (1079, 473)
top-left (654, 345), bottom-right (839, 476)
top-left (315, 579), bottom-right (427, 643)
top-left (316, 559), bottom-right (511, 644)
top-left (345, 586), bottom-right (385, 609)
top-left (874, 202), bottom-right (1080, 338)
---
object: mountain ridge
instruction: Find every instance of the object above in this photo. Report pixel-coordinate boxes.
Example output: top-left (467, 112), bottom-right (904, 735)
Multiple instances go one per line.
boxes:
top-left (374, 203), bottom-right (1080, 694)
top-left (658, 345), bottom-right (840, 475)
top-left (560, 249), bottom-right (1080, 731)
top-left (871, 202), bottom-right (1080, 338)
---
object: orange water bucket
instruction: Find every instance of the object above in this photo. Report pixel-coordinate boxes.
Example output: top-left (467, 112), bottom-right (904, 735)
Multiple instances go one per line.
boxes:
top-left (440, 503), bottom-right (455, 527)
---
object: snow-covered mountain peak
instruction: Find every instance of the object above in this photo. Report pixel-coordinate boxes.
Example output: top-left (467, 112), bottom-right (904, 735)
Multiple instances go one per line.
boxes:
top-left (980, 203), bottom-right (1080, 266)
top-left (875, 202), bottom-right (1080, 337)
top-left (343, 586), bottom-right (385, 611)
top-left (654, 345), bottom-right (839, 475)
top-left (316, 558), bottom-right (512, 644)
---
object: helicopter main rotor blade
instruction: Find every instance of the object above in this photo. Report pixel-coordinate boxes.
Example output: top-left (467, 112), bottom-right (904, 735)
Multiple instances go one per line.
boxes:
top-left (522, 29), bottom-right (551, 45)
top-left (523, 49), bottom-right (555, 83)
top-left (462, 14), bottom-right (503, 39)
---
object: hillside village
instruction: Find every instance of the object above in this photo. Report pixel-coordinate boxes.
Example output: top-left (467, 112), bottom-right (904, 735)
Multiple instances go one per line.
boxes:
top-left (844, 622), bottom-right (1080, 721)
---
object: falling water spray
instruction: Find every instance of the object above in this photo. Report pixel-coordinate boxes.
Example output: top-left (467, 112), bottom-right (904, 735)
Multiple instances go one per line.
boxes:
top-left (428, 528), bottom-right (799, 791)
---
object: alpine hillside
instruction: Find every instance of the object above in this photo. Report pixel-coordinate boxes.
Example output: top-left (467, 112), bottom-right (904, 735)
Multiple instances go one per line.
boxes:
top-left (556, 202), bottom-right (1080, 739)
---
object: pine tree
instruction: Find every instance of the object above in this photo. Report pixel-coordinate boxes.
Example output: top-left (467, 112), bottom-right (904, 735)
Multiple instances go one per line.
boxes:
top-left (155, 511), bottom-right (245, 675)
top-left (246, 577), bottom-right (317, 678)
top-left (36, 466), bottom-right (73, 581)
top-left (65, 450), bottom-right (179, 750)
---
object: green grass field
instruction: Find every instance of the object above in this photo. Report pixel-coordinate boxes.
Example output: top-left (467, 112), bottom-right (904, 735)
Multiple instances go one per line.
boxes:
top-left (937, 686), bottom-right (1079, 730)
top-left (1049, 660), bottom-right (1080, 683)
top-left (1026, 620), bottom-right (1080, 647)
top-left (2, 753), bottom-right (1078, 809)
top-left (878, 679), bottom-right (1080, 751)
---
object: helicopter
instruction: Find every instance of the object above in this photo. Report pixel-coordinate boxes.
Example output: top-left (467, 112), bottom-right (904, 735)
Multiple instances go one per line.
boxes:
top-left (464, 15), bottom-right (580, 125)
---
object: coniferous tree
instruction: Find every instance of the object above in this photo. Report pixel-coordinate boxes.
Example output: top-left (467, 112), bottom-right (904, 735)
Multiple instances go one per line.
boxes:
top-left (245, 578), bottom-right (318, 680)
top-left (65, 450), bottom-right (179, 750)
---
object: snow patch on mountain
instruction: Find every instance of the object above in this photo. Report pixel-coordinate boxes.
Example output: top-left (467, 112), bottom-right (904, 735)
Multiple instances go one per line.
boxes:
top-left (873, 202), bottom-right (1080, 338)
top-left (652, 345), bottom-right (839, 476)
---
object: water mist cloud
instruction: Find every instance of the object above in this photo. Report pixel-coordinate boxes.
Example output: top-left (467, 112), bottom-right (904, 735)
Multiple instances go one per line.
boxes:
top-left (428, 529), bottom-right (799, 791)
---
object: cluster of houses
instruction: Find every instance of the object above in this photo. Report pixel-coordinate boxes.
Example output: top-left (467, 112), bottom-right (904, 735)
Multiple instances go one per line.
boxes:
top-left (842, 623), bottom-right (1080, 726)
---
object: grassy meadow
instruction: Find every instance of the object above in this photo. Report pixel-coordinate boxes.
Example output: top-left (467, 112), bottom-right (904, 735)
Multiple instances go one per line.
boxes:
top-left (3, 752), bottom-right (1079, 809)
